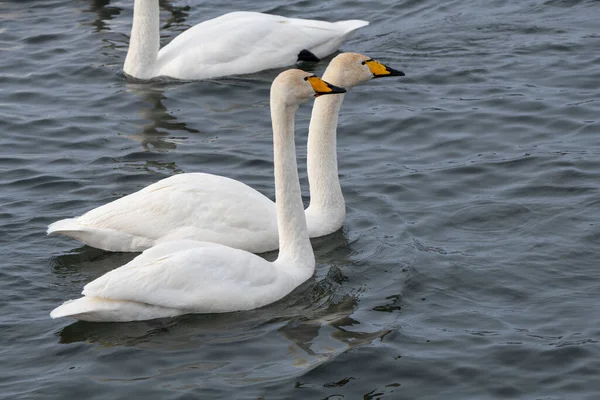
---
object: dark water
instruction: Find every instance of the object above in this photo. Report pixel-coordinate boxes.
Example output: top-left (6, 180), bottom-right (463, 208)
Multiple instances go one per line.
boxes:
top-left (1, 0), bottom-right (599, 398)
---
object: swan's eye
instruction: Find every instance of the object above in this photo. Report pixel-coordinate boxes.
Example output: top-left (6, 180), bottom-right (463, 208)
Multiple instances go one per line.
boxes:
top-left (304, 76), bottom-right (309, 81)
top-left (361, 61), bottom-right (366, 65)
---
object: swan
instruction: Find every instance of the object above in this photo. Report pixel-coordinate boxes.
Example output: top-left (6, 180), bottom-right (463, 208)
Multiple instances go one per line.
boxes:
top-left (123, 0), bottom-right (369, 80)
top-left (47, 53), bottom-right (403, 253)
top-left (50, 70), bottom-right (346, 322)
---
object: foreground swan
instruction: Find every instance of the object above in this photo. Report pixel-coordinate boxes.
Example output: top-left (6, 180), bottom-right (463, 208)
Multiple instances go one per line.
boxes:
top-left (50, 70), bottom-right (345, 322)
top-left (124, 0), bottom-right (368, 80)
top-left (47, 53), bottom-right (403, 253)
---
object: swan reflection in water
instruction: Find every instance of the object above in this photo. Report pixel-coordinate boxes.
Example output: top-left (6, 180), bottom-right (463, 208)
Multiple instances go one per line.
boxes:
top-left (86, 0), bottom-right (120, 32)
top-left (86, 0), bottom-right (191, 33)
top-left (123, 82), bottom-right (200, 151)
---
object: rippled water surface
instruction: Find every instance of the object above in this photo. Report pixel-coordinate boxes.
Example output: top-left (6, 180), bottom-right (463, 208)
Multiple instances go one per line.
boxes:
top-left (1, 0), bottom-right (600, 398)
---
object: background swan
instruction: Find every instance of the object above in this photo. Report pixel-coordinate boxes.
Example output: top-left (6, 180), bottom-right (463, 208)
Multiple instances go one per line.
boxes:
top-left (50, 70), bottom-right (345, 322)
top-left (47, 53), bottom-right (403, 254)
top-left (124, 0), bottom-right (369, 80)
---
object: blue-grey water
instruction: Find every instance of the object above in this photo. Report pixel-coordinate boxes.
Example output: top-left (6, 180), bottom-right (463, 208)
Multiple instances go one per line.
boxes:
top-left (1, 0), bottom-right (599, 398)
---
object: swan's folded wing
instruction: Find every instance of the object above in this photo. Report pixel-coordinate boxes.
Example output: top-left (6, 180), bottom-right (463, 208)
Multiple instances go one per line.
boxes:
top-left (157, 12), bottom-right (368, 78)
top-left (82, 243), bottom-right (289, 313)
top-left (77, 172), bottom-right (277, 241)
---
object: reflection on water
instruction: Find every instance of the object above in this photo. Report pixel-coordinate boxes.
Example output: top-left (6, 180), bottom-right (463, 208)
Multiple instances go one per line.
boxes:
top-left (157, 0), bottom-right (192, 31)
top-left (310, 228), bottom-right (353, 264)
top-left (279, 293), bottom-right (391, 358)
top-left (50, 245), bottom-right (138, 287)
top-left (85, 0), bottom-right (191, 32)
top-left (123, 83), bottom-right (199, 151)
top-left (86, 0), bottom-right (121, 32)
top-left (116, 160), bottom-right (184, 175)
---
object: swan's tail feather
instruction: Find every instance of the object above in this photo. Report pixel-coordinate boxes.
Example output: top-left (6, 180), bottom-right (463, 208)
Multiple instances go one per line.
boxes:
top-left (46, 218), bottom-right (154, 252)
top-left (50, 297), bottom-right (102, 320)
top-left (311, 20), bottom-right (369, 59)
top-left (334, 20), bottom-right (369, 33)
top-left (47, 218), bottom-right (82, 235)
top-left (50, 297), bottom-right (183, 322)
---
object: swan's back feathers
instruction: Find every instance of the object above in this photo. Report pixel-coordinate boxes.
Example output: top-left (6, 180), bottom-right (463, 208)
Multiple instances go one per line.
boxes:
top-left (79, 173), bottom-right (275, 234)
top-left (49, 242), bottom-right (292, 321)
top-left (49, 173), bottom-right (279, 253)
top-left (156, 12), bottom-right (369, 80)
top-left (82, 241), bottom-right (292, 313)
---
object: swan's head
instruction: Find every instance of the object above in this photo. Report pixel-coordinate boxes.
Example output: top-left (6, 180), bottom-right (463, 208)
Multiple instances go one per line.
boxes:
top-left (324, 53), bottom-right (405, 89)
top-left (271, 69), bottom-right (346, 107)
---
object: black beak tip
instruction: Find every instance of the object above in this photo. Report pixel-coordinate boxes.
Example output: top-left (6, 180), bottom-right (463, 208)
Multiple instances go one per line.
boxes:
top-left (388, 67), bottom-right (405, 77)
top-left (330, 84), bottom-right (347, 94)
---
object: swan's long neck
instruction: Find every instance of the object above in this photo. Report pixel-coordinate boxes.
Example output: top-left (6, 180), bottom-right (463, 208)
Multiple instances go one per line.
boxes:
top-left (271, 100), bottom-right (315, 271)
top-left (123, 0), bottom-right (160, 79)
top-left (305, 70), bottom-right (347, 231)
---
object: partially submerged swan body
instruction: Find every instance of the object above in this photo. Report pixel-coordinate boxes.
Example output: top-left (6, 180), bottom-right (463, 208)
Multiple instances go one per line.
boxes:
top-left (47, 53), bottom-right (404, 253)
top-left (50, 70), bottom-right (346, 322)
top-left (124, 0), bottom-right (369, 80)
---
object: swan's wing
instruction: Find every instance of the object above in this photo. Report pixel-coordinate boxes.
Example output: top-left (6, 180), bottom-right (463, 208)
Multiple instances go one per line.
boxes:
top-left (76, 173), bottom-right (278, 251)
top-left (157, 12), bottom-right (368, 80)
top-left (82, 241), bottom-right (293, 313)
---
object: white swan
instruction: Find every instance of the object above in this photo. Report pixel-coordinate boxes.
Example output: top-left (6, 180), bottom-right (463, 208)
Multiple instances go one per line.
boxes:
top-left (123, 0), bottom-right (368, 80)
top-left (47, 53), bottom-right (403, 253)
top-left (50, 70), bottom-right (346, 322)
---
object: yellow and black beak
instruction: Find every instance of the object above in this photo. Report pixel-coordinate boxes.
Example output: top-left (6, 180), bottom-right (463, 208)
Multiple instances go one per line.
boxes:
top-left (364, 59), bottom-right (405, 78)
top-left (306, 75), bottom-right (347, 97)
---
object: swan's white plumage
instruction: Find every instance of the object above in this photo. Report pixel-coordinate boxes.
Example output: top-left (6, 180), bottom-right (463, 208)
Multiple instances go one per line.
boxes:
top-left (48, 173), bottom-right (278, 253)
top-left (50, 240), bottom-right (295, 322)
top-left (50, 70), bottom-right (342, 322)
top-left (124, 3), bottom-right (368, 80)
top-left (81, 240), bottom-right (291, 310)
top-left (48, 53), bottom-right (403, 254)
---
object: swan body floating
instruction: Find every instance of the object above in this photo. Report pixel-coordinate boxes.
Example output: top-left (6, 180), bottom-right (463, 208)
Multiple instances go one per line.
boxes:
top-left (47, 53), bottom-right (404, 253)
top-left (50, 70), bottom-right (346, 322)
top-left (124, 0), bottom-right (369, 80)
